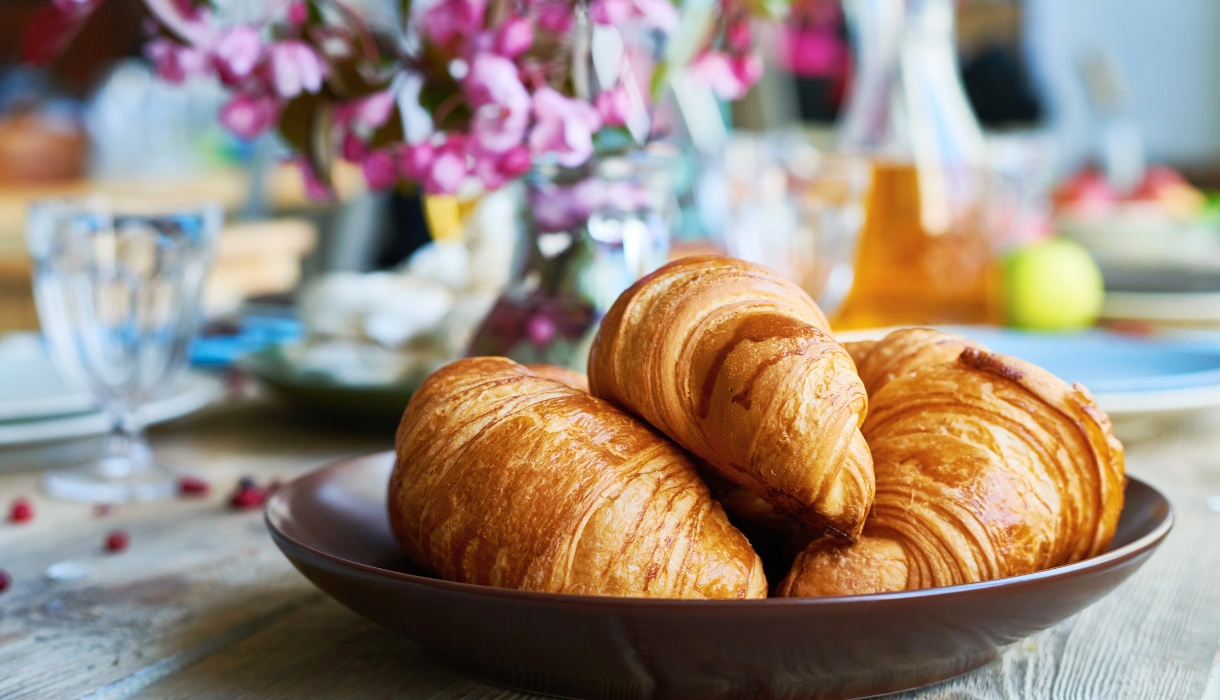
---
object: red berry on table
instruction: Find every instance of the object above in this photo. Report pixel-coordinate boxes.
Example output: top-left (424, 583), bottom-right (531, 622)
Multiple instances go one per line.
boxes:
top-left (229, 486), bottom-right (267, 510)
top-left (9, 498), bottom-right (33, 523)
top-left (0, 569), bottom-right (10, 592)
top-left (178, 476), bottom-right (211, 496)
top-left (104, 530), bottom-right (129, 553)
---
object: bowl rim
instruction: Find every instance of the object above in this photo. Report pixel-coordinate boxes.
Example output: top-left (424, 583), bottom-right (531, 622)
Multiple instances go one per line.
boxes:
top-left (266, 451), bottom-right (1174, 609)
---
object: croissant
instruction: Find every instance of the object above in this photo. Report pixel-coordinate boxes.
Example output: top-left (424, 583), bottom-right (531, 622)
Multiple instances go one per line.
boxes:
top-left (588, 256), bottom-right (874, 541)
top-left (524, 363), bottom-right (589, 392)
top-left (779, 328), bottom-right (1126, 597)
top-left (390, 357), bottom-right (768, 599)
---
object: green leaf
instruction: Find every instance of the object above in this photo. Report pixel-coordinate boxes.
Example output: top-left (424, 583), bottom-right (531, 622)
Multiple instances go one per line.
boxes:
top-left (308, 101), bottom-right (337, 190)
top-left (307, 0), bottom-right (324, 24)
top-left (367, 106), bottom-right (406, 149)
top-left (745, 0), bottom-right (791, 21)
top-left (326, 55), bottom-right (392, 99)
top-left (278, 93), bottom-right (322, 152)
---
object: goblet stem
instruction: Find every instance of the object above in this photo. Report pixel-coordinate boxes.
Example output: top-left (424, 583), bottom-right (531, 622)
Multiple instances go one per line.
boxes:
top-left (43, 407), bottom-right (178, 503)
top-left (97, 408), bottom-right (152, 479)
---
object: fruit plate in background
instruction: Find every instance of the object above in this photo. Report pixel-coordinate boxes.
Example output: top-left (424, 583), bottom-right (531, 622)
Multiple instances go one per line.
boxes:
top-left (266, 452), bottom-right (1172, 700)
top-left (835, 326), bottom-right (1220, 418)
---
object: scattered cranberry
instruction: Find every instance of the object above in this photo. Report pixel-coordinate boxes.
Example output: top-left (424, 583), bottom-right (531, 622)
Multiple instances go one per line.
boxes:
top-left (104, 530), bottom-right (129, 553)
top-left (94, 503), bottom-right (113, 517)
top-left (9, 498), bottom-right (33, 524)
top-left (229, 485), bottom-right (267, 510)
top-left (178, 476), bottom-right (211, 496)
top-left (0, 569), bottom-right (10, 592)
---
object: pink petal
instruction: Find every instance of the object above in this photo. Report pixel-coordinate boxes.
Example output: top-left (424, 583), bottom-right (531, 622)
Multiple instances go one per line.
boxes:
top-left (425, 151), bottom-right (468, 194)
top-left (362, 150), bottom-right (399, 190)
top-left (212, 25), bottom-right (261, 80)
top-left (494, 17), bottom-right (533, 58)
top-left (399, 142), bottom-right (437, 180)
top-left (218, 94), bottom-right (280, 140)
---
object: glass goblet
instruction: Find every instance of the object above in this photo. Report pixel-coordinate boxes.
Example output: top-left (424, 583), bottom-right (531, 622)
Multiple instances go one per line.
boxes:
top-left (27, 197), bottom-right (220, 502)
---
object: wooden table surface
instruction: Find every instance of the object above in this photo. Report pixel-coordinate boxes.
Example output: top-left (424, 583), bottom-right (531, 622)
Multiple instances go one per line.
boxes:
top-left (1, 398), bottom-right (1219, 700)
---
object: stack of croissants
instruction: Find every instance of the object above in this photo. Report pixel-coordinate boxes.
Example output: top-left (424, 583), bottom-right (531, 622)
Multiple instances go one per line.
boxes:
top-left (389, 256), bottom-right (1127, 599)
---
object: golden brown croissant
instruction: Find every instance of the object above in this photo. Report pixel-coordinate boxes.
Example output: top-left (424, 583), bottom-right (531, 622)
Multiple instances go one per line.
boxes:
top-left (588, 256), bottom-right (874, 541)
top-left (524, 363), bottom-right (589, 392)
top-left (779, 328), bottom-right (1126, 597)
top-left (390, 357), bottom-right (768, 599)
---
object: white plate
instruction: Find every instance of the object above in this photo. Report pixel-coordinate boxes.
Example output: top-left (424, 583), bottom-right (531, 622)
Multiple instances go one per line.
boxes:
top-left (0, 357), bottom-right (98, 423)
top-left (0, 371), bottom-right (222, 448)
top-left (1102, 291), bottom-right (1220, 326)
top-left (834, 326), bottom-right (1220, 419)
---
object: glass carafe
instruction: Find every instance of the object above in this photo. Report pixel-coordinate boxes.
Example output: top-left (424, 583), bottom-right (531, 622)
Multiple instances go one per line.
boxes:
top-left (831, 0), bottom-right (1000, 330)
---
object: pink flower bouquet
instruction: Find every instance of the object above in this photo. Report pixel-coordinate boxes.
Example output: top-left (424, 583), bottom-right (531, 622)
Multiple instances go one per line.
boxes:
top-left (28, 0), bottom-right (785, 196)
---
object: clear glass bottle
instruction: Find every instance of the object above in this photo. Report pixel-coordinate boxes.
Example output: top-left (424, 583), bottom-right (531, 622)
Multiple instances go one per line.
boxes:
top-left (831, 0), bottom-right (1000, 330)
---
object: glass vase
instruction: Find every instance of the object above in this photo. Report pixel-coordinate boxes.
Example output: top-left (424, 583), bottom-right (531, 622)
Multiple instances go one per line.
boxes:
top-left (468, 150), bottom-right (675, 371)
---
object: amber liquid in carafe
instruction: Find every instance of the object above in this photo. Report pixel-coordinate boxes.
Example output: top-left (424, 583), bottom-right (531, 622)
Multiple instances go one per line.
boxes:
top-left (830, 161), bottom-right (1001, 330)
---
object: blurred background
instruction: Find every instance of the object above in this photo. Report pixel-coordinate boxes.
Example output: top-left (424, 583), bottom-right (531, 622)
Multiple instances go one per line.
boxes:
top-left (2, 0), bottom-right (1220, 433)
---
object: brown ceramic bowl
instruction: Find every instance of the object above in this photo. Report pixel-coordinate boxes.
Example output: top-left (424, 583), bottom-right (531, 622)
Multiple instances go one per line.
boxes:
top-left (266, 452), bottom-right (1172, 700)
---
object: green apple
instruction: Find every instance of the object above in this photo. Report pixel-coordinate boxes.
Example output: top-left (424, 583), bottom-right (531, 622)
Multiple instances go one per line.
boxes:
top-left (1004, 238), bottom-right (1104, 331)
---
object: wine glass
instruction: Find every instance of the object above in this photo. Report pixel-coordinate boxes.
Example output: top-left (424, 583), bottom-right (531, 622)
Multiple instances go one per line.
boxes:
top-left (27, 196), bottom-right (220, 502)
top-left (714, 130), bottom-right (871, 318)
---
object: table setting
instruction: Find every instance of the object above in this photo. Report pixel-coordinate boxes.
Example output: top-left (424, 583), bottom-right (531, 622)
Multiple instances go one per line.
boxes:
top-left (2, 0), bottom-right (1220, 698)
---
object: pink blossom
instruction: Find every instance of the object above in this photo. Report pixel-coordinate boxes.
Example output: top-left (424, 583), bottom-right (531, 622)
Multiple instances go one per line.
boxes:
top-left (296, 159), bottom-right (337, 201)
top-left (145, 38), bottom-right (208, 84)
top-left (342, 132), bottom-right (367, 161)
top-left (498, 146), bottom-right (532, 179)
top-left (525, 315), bottom-right (557, 345)
top-left (268, 41), bottom-right (325, 99)
top-left (494, 17), bottom-right (534, 58)
top-left (362, 150), bottom-right (399, 190)
top-left (144, 0), bottom-right (216, 46)
top-left (218, 93), bottom-right (281, 140)
top-left (471, 156), bottom-right (507, 191)
top-left (589, 0), bottom-right (678, 33)
top-left (399, 142), bottom-right (437, 181)
top-left (689, 51), bottom-right (762, 100)
top-left (288, 1), bottom-right (309, 26)
top-left (425, 148), bottom-right (469, 194)
top-left (725, 17), bottom-right (752, 53)
top-left (422, 0), bottom-right (485, 47)
top-left (212, 25), bottom-right (262, 84)
top-left (337, 91), bottom-right (396, 130)
top-left (781, 28), bottom-right (847, 78)
top-left (529, 87), bottom-right (602, 168)
top-left (466, 54), bottom-right (530, 154)
top-left (594, 85), bottom-right (632, 127)
top-left (732, 52), bottom-right (764, 90)
top-left (589, 0), bottom-right (632, 25)
top-left (632, 0), bottom-right (679, 34)
top-left (536, 3), bottom-right (574, 33)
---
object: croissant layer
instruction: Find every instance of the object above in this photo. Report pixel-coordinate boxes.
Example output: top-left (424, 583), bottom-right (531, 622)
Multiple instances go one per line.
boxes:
top-left (391, 357), bottom-right (768, 599)
top-left (588, 256), bottom-right (875, 540)
top-left (780, 328), bottom-right (1126, 596)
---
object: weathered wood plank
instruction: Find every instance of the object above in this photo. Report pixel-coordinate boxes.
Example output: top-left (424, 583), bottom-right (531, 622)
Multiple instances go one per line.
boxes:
top-left (132, 597), bottom-right (541, 700)
top-left (0, 401), bottom-right (389, 700)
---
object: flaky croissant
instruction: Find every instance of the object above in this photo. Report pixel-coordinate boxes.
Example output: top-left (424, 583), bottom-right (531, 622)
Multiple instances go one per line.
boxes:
top-left (588, 256), bottom-right (874, 541)
top-left (390, 357), bottom-right (767, 599)
top-left (779, 328), bottom-right (1126, 597)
